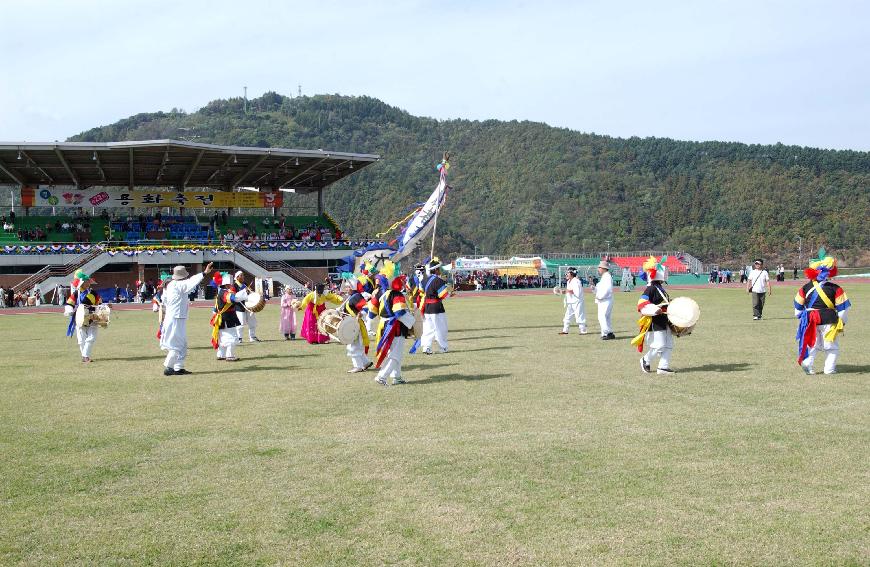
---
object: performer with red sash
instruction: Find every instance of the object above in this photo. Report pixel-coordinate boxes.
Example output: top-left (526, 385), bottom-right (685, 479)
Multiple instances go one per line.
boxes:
top-left (794, 249), bottom-right (851, 375)
top-left (210, 273), bottom-right (249, 361)
top-left (420, 258), bottom-right (450, 354)
top-left (371, 261), bottom-right (416, 385)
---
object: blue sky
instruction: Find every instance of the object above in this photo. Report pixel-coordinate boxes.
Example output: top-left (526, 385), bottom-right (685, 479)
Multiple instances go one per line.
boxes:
top-left (2, 0), bottom-right (867, 150)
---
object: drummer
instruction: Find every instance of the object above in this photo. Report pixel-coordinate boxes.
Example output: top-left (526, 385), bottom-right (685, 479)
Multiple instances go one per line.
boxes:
top-left (342, 277), bottom-right (373, 373)
top-left (63, 269), bottom-right (102, 363)
top-left (210, 272), bottom-right (249, 361)
top-left (632, 256), bottom-right (675, 374)
top-left (233, 271), bottom-right (260, 343)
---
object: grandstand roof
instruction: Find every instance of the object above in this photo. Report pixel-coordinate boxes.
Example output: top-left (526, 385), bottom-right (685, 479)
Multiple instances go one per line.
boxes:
top-left (0, 140), bottom-right (379, 194)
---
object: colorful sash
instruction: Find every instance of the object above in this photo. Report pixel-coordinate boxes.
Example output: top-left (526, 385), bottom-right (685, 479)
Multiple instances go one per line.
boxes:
top-left (812, 281), bottom-right (845, 342)
top-left (630, 316), bottom-right (653, 352)
top-left (210, 296), bottom-right (233, 349)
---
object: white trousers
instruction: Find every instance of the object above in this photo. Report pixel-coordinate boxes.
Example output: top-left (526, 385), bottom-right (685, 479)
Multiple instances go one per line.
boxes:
top-left (377, 336), bottom-right (405, 379)
top-left (347, 334), bottom-right (370, 369)
top-left (643, 329), bottom-right (674, 370)
top-left (597, 299), bottom-right (613, 335)
top-left (365, 313), bottom-right (378, 337)
top-left (421, 312), bottom-right (448, 351)
top-left (563, 301), bottom-right (587, 332)
top-left (217, 328), bottom-right (238, 359)
top-left (76, 325), bottom-right (98, 358)
top-left (802, 325), bottom-right (840, 374)
top-left (161, 318), bottom-right (188, 371)
top-left (236, 310), bottom-right (258, 340)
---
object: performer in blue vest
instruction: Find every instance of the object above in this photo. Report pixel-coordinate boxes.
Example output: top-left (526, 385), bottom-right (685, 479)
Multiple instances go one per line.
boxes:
top-left (420, 258), bottom-right (450, 354)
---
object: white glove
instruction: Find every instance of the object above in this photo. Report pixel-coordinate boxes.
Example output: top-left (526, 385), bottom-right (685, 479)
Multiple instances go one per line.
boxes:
top-left (234, 289), bottom-right (249, 302)
top-left (64, 305), bottom-right (74, 317)
top-left (640, 304), bottom-right (661, 317)
top-left (398, 311), bottom-right (416, 329)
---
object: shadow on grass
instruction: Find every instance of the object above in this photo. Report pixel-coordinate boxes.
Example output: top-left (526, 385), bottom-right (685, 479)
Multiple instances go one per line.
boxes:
top-left (835, 364), bottom-right (870, 374)
top-left (236, 353), bottom-right (317, 361)
top-left (98, 355), bottom-right (163, 362)
top-left (449, 334), bottom-right (512, 342)
top-left (408, 372), bottom-right (507, 385)
top-left (453, 346), bottom-right (513, 354)
top-left (402, 362), bottom-right (458, 371)
top-left (452, 325), bottom-right (556, 333)
top-left (680, 363), bottom-right (753, 373)
top-left (198, 365), bottom-right (294, 375)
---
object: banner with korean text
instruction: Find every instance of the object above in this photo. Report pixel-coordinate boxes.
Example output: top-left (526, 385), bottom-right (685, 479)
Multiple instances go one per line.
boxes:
top-left (28, 187), bottom-right (282, 208)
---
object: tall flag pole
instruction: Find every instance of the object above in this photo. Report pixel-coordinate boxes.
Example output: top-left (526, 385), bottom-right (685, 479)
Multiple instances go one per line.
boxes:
top-left (429, 152), bottom-right (449, 259)
top-left (390, 152), bottom-right (451, 264)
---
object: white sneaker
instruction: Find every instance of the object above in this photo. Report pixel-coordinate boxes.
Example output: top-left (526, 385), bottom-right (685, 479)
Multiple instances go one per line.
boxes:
top-left (375, 376), bottom-right (388, 386)
top-left (656, 368), bottom-right (675, 375)
top-left (579, 327), bottom-right (588, 335)
top-left (801, 363), bottom-right (815, 375)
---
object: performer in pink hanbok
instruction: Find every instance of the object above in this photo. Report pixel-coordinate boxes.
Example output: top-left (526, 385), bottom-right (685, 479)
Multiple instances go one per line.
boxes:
top-left (279, 286), bottom-right (298, 340)
top-left (297, 283), bottom-right (343, 344)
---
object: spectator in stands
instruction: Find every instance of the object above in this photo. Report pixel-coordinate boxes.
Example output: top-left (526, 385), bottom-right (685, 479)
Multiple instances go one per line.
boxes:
top-left (0, 286), bottom-right (5, 308)
top-left (9, 211), bottom-right (15, 223)
top-left (114, 284), bottom-right (121, 303)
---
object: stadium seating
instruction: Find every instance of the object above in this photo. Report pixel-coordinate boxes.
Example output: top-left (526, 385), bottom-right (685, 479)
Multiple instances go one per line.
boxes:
top-left (611, 256), bottom-right (688, 273)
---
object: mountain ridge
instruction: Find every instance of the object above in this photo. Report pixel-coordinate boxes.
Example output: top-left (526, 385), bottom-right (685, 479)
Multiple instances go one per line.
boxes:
top-left (69, 92), bottom-right (870, 264)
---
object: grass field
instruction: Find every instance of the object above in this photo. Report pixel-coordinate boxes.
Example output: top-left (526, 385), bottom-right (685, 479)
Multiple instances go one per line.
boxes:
top-left (1, 285), bottom-right (868, 565)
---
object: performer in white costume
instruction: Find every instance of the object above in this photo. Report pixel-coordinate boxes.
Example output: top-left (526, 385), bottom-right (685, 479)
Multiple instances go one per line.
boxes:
top-left (233, 271), bottom-right (260, 342)
top-left (632, 257), bottom-right (674, 374)
top-left (160, 262), bottom-right (213, 375)
top-left (595, 260), bottom-right (615, 340)
top-left (420, 258), bottom-right (450, 354)
top-left (64, 270), bottom-right (102, 363)
top-left (559, 268), bottom-right (587, 335)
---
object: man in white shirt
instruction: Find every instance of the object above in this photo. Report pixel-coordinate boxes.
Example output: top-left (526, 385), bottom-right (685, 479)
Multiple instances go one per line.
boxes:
top-left (595, 261), bottom-right (615, 340)
top-left (160, 262), bottom-right (213, 375)
top-left (746, 259), bottom-right (772, 320)
top-left (559, 268), bottom-right (587, 335)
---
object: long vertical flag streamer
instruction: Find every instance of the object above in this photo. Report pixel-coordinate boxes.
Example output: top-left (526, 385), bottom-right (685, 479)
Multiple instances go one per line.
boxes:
top-left (391, 157), bottom-right (450, 263)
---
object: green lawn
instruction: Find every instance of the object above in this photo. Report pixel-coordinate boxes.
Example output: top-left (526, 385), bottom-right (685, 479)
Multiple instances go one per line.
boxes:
top-left (1, 285), bottom-right (867, 565)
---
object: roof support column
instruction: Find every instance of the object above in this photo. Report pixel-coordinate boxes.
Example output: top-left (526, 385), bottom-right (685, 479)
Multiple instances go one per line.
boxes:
top-left (317, 188), bottom-right (323, 216)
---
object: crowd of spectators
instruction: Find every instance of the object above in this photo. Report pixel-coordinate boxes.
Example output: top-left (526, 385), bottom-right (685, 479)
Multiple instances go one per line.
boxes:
top-left (221, 218), bottom-right (343, 245)
top-left (453, 271), bottom-right (549, 290)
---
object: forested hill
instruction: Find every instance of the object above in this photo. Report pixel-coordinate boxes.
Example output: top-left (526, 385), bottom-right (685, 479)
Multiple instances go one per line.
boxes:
top-left (70, 92), bottom-right (870, 263)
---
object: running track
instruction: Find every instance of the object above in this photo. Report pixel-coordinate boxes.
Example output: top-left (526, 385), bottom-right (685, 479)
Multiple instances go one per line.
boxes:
top-left (2, 279), bottom-right (867, 316)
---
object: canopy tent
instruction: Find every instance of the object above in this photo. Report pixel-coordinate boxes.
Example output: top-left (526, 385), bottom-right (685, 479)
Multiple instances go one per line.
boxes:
top-left (450, 256), bottom-right (542, 273)
top-left (495, 266), bottom-right (540, 276)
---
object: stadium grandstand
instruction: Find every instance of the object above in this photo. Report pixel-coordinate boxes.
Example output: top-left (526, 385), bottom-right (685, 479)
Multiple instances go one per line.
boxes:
top-left (0, 140), bottom-right (381, 300)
